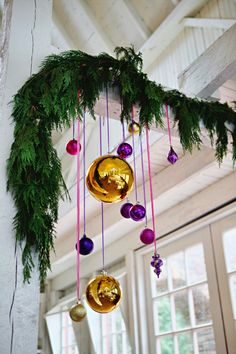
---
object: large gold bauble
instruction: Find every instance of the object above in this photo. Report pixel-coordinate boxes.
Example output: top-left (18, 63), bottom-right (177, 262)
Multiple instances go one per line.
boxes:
top-left (86, 155), bottom-right (134, 203)
top-left (69, 301), bottom-right (87, 322)
top-left (86, 274), bottom-right (122, 313)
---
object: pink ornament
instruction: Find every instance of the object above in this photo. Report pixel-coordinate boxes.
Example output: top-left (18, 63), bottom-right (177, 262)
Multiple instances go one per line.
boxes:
top-left (140, 228), bottom-right (155, 245)
top-left (66, 139), bottom-right (81, 155)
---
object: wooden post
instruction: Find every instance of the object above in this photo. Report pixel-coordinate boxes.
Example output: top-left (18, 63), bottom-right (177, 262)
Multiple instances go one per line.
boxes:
top-left (0, 0), bottom-right (52, 353)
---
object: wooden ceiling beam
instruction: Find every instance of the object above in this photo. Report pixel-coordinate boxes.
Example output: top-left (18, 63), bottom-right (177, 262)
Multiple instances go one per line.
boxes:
top-left (178, 23), bottom-right (236, 98)
top-left (139, 0), bottom-right (208, 72)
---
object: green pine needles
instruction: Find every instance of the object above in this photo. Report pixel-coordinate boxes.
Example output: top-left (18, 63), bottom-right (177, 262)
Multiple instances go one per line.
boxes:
top-left (7, 47), bottom-right (236, 283)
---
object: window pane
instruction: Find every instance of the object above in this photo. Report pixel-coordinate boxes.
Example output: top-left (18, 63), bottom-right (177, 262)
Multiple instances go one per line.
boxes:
top-left (102, 314), bottom-right (112, 335)
top-left (186, 244), bottom-right (207, 284)
top-left (223, 228), bottom-right (236, 272)
top-left (169, 252), bottom-right (186, 289)
top-left (158, 335), bottom-right (174, 354)
top-left (177, 332), bottom-right (194, 354)
top-left (193, 284), bottom-right (212, 325)
top-left (230, 274), bottom-right (236, 319)
top-left (116, 333), bottom-right (123, 352)
top-left (174, 290), bottom-right (190, 329)
top-left (151, 258), bottom-right (168, 296)
top-left (62, 326), bottom-right (75, 347)
top-left (154, 296), bottom-right (172, 334)
top-left (103, 335), bottom-right (112, 354)
top-left (196, 327), bottom-right (216, 354)
top-left (115, 309), bottom-right (123, 332)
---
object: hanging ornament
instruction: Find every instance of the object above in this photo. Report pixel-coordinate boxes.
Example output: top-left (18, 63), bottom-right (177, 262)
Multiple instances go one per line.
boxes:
top-left (76, 235), bottom-right (94, 255)
top-left (69, 301), bottom-right (87, 322)
top-left (128, 120), bottom-right (140, 135)
top-left (130, 203), bottom-right (146, 221)
top-left (86, 273), bottom-right (122, 313)
top-left (140, 228), bottom-right (155, 245)
top-left (167, 146), bottom-right (178, 165)
top-left (86, 155), bottom-right (134, 203)
top-left (117, 142), bottom-right (133, 159)
top-left (120, 202), bottom-right (133, 218)
top-left (165, 104), bottom-right (178, 165)
top-left (150, 254), bottom-right (163, 278)
top-left (66, 139), bottom-right (80, 155)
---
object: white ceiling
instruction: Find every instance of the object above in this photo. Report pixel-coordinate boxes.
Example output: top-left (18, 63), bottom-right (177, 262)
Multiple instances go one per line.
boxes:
top-left (49, 0), bottom-right (236, 281)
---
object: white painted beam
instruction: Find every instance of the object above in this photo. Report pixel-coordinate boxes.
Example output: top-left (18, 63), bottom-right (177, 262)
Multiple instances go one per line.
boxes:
top-left (52, 13), bottom-right (76, 50)
top-left (183, 17), bottom-right (236, 29)
top-left (77, 0), bottom-right (114, 54)
top-left (139, 0), bottom-right (208, 71)
top-left (178, 23), bottom-right (236, 98)
top-left (122, 0), bottom-right (151, 41)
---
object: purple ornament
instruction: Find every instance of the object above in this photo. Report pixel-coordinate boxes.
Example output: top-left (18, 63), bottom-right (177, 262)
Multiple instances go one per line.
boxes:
top-left (76, 235), bottom-right (94, 255)
top-left (120, 202), bottom-right (133, 218)
top-left (150, 253), bottom-right (163, 278)
top-left (140, 228), bottom-right (155, 245)
top-left (117, 143), bottom-right (133, 159)
top-left (167, 146), bottom-right (178, 164)
top-left (66, 139), bottom-right (81, 155)
top-left (130, 204), bottom-right (146, 222)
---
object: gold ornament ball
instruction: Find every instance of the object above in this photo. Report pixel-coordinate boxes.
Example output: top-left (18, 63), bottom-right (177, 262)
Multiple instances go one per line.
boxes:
top-left (86, 274), bottom-right (122, 313)
top-left (86, 155), bottom-right (134, 203)
top-left (69, 302), bottom-right (87, 322)
top-left (128, 121), bottom-right (140, 135)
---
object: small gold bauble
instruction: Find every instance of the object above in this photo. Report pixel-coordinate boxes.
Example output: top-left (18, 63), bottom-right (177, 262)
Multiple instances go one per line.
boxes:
top-left (86, 155), bottom-right (134, 203)
top-left (86, 274), bottom-right (122, 313)
top-left (128, 121), bottom-right (140, 135)
top-left (69, 301), bottom-right (87, 322)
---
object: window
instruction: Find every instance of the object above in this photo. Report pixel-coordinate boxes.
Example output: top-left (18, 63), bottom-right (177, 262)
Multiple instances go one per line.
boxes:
top-left (101, 308), bottom-right (132, 354)
top-left (223, 228), bottom-right (236, 320)
top-left (46, 300), bottom-right (79, 354)
top-left (138, 217), bottom-right (236, 354)
top-left (150, 244), bottom-right (215, 354)
top-left (61, 305), bottom-right (79, 354)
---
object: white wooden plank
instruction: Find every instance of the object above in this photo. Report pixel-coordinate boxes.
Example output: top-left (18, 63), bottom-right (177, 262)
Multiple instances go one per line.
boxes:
top-left (183, 17), bottom-right (236, 29)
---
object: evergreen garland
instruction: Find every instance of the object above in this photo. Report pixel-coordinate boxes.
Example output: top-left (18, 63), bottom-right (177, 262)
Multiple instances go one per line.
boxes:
top-left (7, 47), bottom-right (236, 283)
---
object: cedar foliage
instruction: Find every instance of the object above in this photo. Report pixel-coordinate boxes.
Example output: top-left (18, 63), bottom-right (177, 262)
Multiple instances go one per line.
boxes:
top-left (7, 47), bottom-right (236, 283)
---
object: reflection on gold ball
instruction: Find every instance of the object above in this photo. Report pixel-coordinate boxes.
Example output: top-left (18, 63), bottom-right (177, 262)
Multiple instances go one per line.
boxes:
top-left (69, 302), bottom-right (87, 322)
top-left (86, 155), bottom-right (134, 203)
top-left (86, 274), bottom-right (122, 313)
top-left (128, 121), bottom-right (140, 135)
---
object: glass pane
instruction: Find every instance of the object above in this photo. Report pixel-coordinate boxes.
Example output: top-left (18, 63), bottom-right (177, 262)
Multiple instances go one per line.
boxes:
top-left (154, 296), bottom-right (172, 334)
top-left (115, 309), bottom-right (123, 332)
top-left (230, 274), bottom-right (236, 319)
top-left (169, 252), bottom-right (186, 289)
top-left (186, 244), bottom-right (207, 284)
top-left (197, 327), bottom-right (216, 354)
top-left (174, 290), bottom-right (190, 329)
top-left (62, 311), bottom-right (70, 327)
top-left (116, 333), bottom-right (123, 352)
top-left (177, 332), bottom-right (194, 354)
top-left (158, 336), bottom-right (174, 354)
top-left (223, 229), bottom-right (236, 272)
top-left (193, 284), bottom-right (212, 325)
top-left (151, 258), bottom-right (168, 296)
top-left (103, 335), bottom-right (112, 354)
top-left (102, 314), bottom-right (112, 335)
top-left (62, 326), bottom-right (75, 347)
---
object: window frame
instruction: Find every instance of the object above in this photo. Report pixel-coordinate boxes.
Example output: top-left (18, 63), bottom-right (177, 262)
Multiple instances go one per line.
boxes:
top-left (135, 205), bottom-right (236, 354)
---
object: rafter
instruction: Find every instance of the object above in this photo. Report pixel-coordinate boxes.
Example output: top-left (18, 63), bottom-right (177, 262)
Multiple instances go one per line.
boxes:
top-left (139, 0), bottom-right (208, 72)
top-left (182, 17), bottom-right (236, 29)
top-left (178, 23), bottom-right (236, 98)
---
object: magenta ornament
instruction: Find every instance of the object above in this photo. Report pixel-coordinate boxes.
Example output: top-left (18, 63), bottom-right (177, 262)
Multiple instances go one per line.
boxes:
top-left (167, 146), bottom-right (178, 164)
top-left (66, 139), bottom-right (81, 155)
top-left (140, 228), bottom-right (155, 245)
top-left (117, 143), bottom-right (133, 159)
top-left (120, 202), bottom-right (133, 218)
top-left (130, 204), bottom-right (146, 222)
